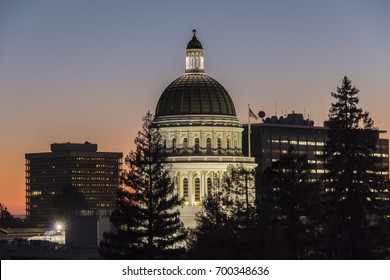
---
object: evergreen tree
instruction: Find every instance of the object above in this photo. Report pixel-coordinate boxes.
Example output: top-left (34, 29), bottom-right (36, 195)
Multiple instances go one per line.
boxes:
top-left (99, 112), bottom-right (187, 259)
top-left (320, 76), bottom-right (389, 259)
top-left (0, 203), bottom-right (26, 228)
top-left (189, 165), bottom-right (257, 259)
top-left (257, 146), bottom-right (321, 259)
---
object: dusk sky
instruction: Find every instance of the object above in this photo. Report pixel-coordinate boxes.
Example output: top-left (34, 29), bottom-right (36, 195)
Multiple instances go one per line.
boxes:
top-left (1, 0), bottom-right (390, 214)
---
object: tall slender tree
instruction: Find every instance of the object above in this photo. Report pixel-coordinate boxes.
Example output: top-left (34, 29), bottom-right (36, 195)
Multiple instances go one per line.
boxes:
top-left (320, 76), bottom-right (389, 259)
top-left (258, 146), bottom-right (321, 259)
top-left (99, 112), bottom-right (187, 259)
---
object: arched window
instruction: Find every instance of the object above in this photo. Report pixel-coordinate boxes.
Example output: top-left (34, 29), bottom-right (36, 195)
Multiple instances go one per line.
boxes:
top-left (183, 178), bottom-right (188, 200)
top-left (172, 138), bottom-right (177, 153)
top-left (194, 138), bottom-right (200, 154)
top-left (227, 138), bottom-right (230, 150)
top-left (207, 177), bottom-right (212, 195)
top-left (183, 138), bottom-right (188, 152)
top-left (217, 138), bottom-right (222, 154)
top-left (195, 178), bottom-right (200, 201)
top-left (206, 138), bottom-right (212, 154)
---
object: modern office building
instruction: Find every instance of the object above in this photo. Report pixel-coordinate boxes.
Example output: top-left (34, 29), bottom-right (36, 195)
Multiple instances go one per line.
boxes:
top-left (151, 30), bottom-right (257, 227)
top-left (25, 142), bottom-right (122, 227)
top-left (242, 112), bottom-right (389, 181)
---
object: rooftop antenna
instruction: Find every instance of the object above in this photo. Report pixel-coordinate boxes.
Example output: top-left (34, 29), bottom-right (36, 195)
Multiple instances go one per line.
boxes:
top-left (258, 111), bottom-right (266, 121)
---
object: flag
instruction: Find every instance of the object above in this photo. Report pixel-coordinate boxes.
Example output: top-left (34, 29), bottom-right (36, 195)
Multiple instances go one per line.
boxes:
top-left (249, 107), bottom-right (258, 120)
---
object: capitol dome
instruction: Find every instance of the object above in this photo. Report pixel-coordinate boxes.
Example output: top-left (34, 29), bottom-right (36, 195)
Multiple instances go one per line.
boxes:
top-left (155, 29), bottom-right (236, 118)
top-left (155, 73), bottom-right (236, 117)
top-left (151, 30), bottom-right (257, 228)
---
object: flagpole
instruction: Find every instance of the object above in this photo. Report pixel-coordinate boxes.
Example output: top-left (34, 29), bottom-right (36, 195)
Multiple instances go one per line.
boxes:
top-left (248, 104), bottom-right (251, 157)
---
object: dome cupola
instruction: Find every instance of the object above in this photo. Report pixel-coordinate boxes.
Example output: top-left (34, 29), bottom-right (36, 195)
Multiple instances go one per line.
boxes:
top-left (185, 29), bottom-right (204, 73)
top-left (155, 30), bottom-right (237, 118)
top-left (186, 29), bottom-right (203, 49)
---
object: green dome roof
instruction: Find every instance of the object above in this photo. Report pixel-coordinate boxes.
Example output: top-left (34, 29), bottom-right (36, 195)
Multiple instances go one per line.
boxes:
top-left (186, 37), bottom-right (203, 49)
top-left (186, 29), bottom-right (203, 49)
top-left (155, 73), bottom-right (236, 117)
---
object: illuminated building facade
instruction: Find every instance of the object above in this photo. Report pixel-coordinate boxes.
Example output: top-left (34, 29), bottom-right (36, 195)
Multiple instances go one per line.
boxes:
top-left (242, 112), bottom-right (389, 181)
top-left (152, 30), bottom-right (257, 227)
top-left (25, 142), bottom-right (122, 228)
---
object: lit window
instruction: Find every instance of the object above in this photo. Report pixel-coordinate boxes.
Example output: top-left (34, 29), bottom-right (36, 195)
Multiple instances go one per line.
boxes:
top-left (194, 138), bottom-right (200, 154)
top-left (183, 138), bottom-right (188, 152)
top-left (195, 178), bottom-right (200, 201)
top-left (183, 178), bottom-right (188, 200)
top-left (31, 191), bottom-right (42, 196)
top-left (206, 138), bottom-right (212, 154)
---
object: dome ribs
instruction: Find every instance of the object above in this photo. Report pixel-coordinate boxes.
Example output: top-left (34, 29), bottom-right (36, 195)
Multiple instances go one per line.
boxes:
top-left (156, 74), bottom-right (236, 117)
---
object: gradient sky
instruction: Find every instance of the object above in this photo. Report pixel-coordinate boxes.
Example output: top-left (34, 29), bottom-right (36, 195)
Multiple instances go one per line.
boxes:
top-left (1, 0), bottom-right (390, 214)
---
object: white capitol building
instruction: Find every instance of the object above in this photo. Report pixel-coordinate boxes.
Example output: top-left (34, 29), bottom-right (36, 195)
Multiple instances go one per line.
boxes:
top-left (151, 30), bottom-right (257, 227)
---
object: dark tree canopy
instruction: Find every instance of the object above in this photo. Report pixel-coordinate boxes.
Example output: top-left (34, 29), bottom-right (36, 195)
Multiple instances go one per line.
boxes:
top-left (189, 165), bottom-right (257, 259)
top-left (257, 146), bottom-right (321, 259)
top-left (0, 203), bottom-right (14, 228)
top-left (53, 184), bottom-right (88, 216)
top-left (321, 76), bottom-right (389, 259)
top-left (99, 112), bottom-right (187, 259)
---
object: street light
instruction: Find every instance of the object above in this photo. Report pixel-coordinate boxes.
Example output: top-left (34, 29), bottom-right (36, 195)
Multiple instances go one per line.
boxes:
top-left (55, 224), bottom-right (62, 231)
